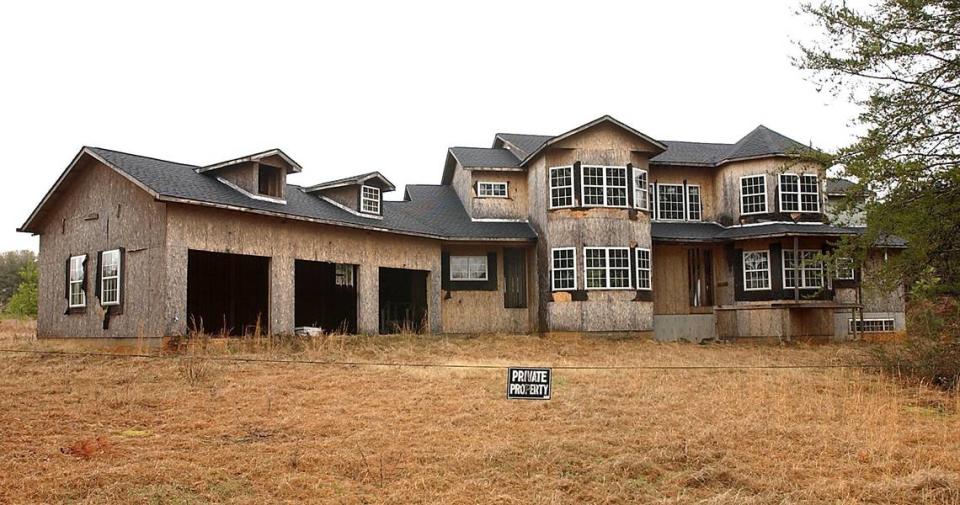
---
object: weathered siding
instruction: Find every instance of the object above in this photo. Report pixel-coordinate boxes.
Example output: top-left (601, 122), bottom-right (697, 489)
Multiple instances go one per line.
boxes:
top-left (440, 244), bottom-right (533, 333)
top-left (652, 244), bottom-right (688, 315)
top-left (469, 170), bottom-right (529, 220)
top-left (648, 166), bottom-right (717, 222)
top-left (713, 158), bottom-right (826, 225)
top-left (35, 158), bottom-right (168, 338)
top-left (215, 162), bottom-right (260, 195)
top-left (322, 185), bottom-right (360, 211)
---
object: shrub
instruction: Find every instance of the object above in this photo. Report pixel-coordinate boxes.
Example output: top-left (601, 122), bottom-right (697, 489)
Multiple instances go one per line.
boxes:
top-left (874, 297), bottom-right (960, 391)
top-left (4, 260), bottom-right (38, 318)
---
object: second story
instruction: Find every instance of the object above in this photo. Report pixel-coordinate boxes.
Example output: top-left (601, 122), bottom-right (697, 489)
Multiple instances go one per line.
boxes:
top-left (442, 116), bottom-right (829, 227)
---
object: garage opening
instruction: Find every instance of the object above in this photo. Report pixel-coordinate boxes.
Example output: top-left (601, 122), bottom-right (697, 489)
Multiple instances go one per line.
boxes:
top-left (187, 250), bottom-right (270, 336)
top-left (379, 268), bottom-right (428, 334)
top-left (295, 260), bottom-right (358, 333)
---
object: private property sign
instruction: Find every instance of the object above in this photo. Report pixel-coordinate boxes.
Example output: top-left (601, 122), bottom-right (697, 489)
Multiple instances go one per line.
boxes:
top-left (506, 367), bottom-right (552, 400)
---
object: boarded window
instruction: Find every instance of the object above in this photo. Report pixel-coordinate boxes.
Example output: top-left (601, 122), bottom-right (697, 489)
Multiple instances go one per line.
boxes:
top-left (258, 165), bottom-right (283, 198)
top-left (503, 248), bottom-right (527, 309)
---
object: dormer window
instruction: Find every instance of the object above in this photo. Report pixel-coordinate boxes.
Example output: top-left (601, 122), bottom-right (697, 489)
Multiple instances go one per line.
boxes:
top-left (361, 185), bottom-right (381, 214)
top-left (258, 165), bottom-right (284, 198)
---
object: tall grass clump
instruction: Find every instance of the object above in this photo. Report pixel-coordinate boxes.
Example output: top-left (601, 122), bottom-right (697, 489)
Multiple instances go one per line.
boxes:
top-left (875, 297), bottom-right (960, 391)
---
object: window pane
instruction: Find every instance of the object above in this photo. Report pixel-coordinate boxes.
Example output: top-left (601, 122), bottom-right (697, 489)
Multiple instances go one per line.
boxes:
top-left (658, 185), bottom-right (685, 220)
top-left (741, 176), bottom-right (767, 214)
top-left (687, 186), bottom-right (701, 221)
top-left (550, 167), bottom-right (573, 208)
top-left (633, 169), bottom-right (648, 210)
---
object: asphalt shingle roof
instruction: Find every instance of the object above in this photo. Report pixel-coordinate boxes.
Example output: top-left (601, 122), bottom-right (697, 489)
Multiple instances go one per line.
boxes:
top-left (87, 147), bottom-right (535, 241)
top-left (650, 141), bottom-right (732, 166)
top-left (723, 125), bottom-right (810, 162)
top-left (825, 177), bottom-right (856, 195)
top-left (448, 147), bottom-right (521, 168)
top-left (495, 134), bottom-right (552, 159)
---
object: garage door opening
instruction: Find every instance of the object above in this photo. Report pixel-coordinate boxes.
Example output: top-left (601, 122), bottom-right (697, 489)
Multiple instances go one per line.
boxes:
top-left (379, 268), bottom-right (428, 334)
top-left (295, 260), bottom-right (358, 333)
top-left (187, 250), bottom-right (270, 336)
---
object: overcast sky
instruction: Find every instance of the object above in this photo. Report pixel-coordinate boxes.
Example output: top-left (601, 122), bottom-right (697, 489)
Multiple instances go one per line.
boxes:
top-left (0, 0), bottom-right (861, 252)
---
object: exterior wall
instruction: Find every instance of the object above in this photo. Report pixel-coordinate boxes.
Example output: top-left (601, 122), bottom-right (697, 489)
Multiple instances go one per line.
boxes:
top-left (648, 166), bottom-right (718, 222)
top-left (322, 185), bottom-right (360, 211)
top-left (468, 170), bottom-right (529, 220)
top-left (528, 123), bottom-right (659, 333)
top-left (215, 162), bottom-right (260, 195)
top-left (35, 158), bottom-right (168, 338)
top-left (163, 204), bottom-right (443, 336)
top-left (653, 314), bottom-right (716, 342)
top-left (440, 244), bottom-right (534, 334)
top-left (713, 158), bottom-right (826, 225)
top-left (451, 162), bottom-right (474, 216)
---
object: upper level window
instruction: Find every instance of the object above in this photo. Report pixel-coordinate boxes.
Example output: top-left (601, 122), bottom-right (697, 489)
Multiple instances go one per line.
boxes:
top-left (779, 174), bottom-right (820, 213)
top-left (740, 175), bottom-right (767, 215)
top-left (636, 248), bottom-right (652, 290)
top-left (742, 250), bottom-right (770, 290)
top-left (450, 255), bottom-right (488, 281)
top-left (582, 166), bottom-right (627, 207)
top-left (258, 165), bottom-right (283, 198)
top-left (100, 249), bottom-right (121, 306)
top-left (549, 166), bottom-right (574, 208)
top-left (836, 257), bottom-right (855, 280)
top-left (653, 184), bottom-right (700, 221)
top-left (68, 255), bottom-right (86, 308)
top-left (584, 247), bottom-right (631, 289)
top-left (687, 185), bottom-right (701, 221)
top-left (783, 250), bottom-right (824, 289)
top-left (360, 185), bottom-right (381, 214)
top-left (551, 248), bottom-right (577, 291)
top-left (477, 181), bottom-right (508, 198)
top-left (633, 168), bottom-right (649, 210)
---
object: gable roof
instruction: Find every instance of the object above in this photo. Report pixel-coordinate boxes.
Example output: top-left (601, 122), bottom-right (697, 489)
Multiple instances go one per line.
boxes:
top-left (303, 171), bottom-right (396, 193)
top-left (518, 115), bottom-right (667, 165)
top-left (19, 147), bottom-right (535, 241)
top-left (448, 147), bottom-right (522, 169)
top-left (198, 148), bottom-right (302, 174)
top-left (722, 125), bottom-right (810, 163)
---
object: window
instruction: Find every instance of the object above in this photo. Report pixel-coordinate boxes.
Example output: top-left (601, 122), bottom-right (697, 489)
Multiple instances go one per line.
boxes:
top-left (335, 264), bottom-right (355, 287)
top-left (636, 248), bottom-right (652, 290)
top-left (551, 248), bottom-right (576, 291)
top-left (549, 166), bottom-right (573, 208)
top-left (779, 174), bottom-right (820, 213)
top-left (849, 318), bottom-right (895, 333)
top-left (477, 181), bottom-right (508, 198)
top-left (633, 168), bottom-right (648, 210)
top-left (687, 185), bottom-right (701, 221)
top-left (742, 250), bottom-right (770, 290)
top-left (782, 250), bottom-right (824, 289)
top-left (361, 185), bottom-right (380, 214)
top-left (258, 165), bottom-right (283, 197)
top-left (740, 175), bottom-right (767, 215)
top-left (584, 247), bottom-right (631, 289)
top-left (581, 166), bottom-right (627, 207)
top-left (836, 257), bottom-right (855, 280)
top-left (450, 255), bottom-right (488, 281)
top-left (68, 255), bottom-right (86, 308)
top-left (100, 249), bottom-right (121, 306)
top-left (657, 184), bottom-right (685, 220)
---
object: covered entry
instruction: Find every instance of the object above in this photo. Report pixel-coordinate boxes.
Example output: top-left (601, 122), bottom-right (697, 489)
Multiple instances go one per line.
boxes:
top-left (294, 260), bottom-right (358, 333)
top-left (379, 268), bottom-right (428, 334)
top-left (186, 250), bottom-right (270, 336)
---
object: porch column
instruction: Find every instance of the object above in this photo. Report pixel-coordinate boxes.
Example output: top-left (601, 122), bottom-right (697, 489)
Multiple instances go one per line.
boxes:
top-left (270, 255), bottom-right (295, 335)
top-left (357, 264), bottom-right (380, 335)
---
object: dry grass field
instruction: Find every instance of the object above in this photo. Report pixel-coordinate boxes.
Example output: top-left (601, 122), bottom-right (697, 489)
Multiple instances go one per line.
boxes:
top-left (1, 319), bottom-right (959, 504)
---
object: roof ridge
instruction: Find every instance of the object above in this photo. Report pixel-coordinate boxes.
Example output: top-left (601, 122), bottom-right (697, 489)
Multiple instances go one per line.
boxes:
top-left (87, 146), bottom-right (199, 168)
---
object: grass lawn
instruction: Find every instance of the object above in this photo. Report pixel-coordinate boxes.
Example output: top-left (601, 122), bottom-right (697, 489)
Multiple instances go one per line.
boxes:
top-left (1, 319), bottom-right (958, 504)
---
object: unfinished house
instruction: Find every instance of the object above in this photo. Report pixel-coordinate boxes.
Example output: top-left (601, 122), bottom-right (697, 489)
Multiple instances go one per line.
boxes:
top-left (19, 115), bottom-right (906, 340)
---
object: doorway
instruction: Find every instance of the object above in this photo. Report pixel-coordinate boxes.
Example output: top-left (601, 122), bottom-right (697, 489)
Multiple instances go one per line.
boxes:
top-left (378, 268), bottom-right (428, 334)
top-left (294, 260), bottom-right (358, 333)
top-left (186, 250), bottom-right (270, 336)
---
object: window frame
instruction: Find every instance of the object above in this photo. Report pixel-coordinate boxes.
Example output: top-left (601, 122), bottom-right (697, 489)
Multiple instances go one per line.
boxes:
top-left (550, 247), bottom-right (577, 291)
top-left (835, 257), bottom-right (856, 280)
top-left (742, 249), bottom-right (771, 291)
top-left (636, 248), bottom-right (652, 291)
top-left (580, 165), bottom-right (628, 208)
top-left (656, 183), bottom-right (686, 221)
top-left (68, 254), bottom-right (86, 308)
top-left (584, 247), bottom-right (632, 290)
top-left (849, 318), bottom-right (895, 333)
top-left (740, 175), bottom-right (768, 215)
top-left (632, 167), bottom-right (648, 211)
top-left (548, 166), bottom-right (574, 209)
top-left (782, 249), bottom-right (825, 289)
top-left (687, 184), bottom-right (701, 221)
top-left (477, 181), bottom-right (509, 199)
top-left (360, 185), bottom-right (381, 214)
top-left (449, 255), bottom-right (488, 282)
top-left (100, 249), bottom-right (121, 306)
top-left (779, 173), bottom-right (820, 213)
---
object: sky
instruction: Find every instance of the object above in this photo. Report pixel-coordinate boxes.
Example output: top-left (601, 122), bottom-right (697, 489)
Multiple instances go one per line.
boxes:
top-left (0, 0), bottom-right (862, 252)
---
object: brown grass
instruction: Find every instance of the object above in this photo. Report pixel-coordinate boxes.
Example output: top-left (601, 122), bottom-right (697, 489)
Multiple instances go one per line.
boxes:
top-left (1, 320), bottom-right (959, 504)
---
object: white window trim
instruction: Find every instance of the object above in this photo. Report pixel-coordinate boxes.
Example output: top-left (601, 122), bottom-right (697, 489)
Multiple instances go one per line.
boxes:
top-left (449, 255), bottom-right (488, 282)
top-left (781, 249), bottom-right (825, 289)
top-left (548, 166), bottom-right (575, 209)
top-left (100, 249), bottom-right (121, 306)
top-left (580, 165), bottom-right (629, 208)
top-left (835, 257), bottom-right (856, 280)
top-left (550, 247), bottom-right (577, 291)
top-left (360, 185), bottom-right (381, 215)
top-left (68, 254), bottom-right (86, 308)
top-left (687, 184), bottom-right (702, 221)
top-left (740, 175), bottom-right (768, 215)
top-left (477, 181), bottom-right (509, 198)
top-left (583, 247), bottom-right (633, 290)
top-left (636, 248), bottom-right (652, 291)
top-left (742, 249), bottom-right (771, 291)
top-left (632, 167), bottom-right (649, 211)
top-left (778, 173), bottom-right (821, 213)
top-left (848, 318), bottom-right (895, 333)
top-left (655, 183), bottom-right (686, 221)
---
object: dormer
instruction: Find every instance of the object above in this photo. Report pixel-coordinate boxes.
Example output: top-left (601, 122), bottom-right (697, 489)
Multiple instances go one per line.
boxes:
top-left (303, 172), bottom-right (395, 218)
top-left (197, 148), bottom-right (301, 204)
